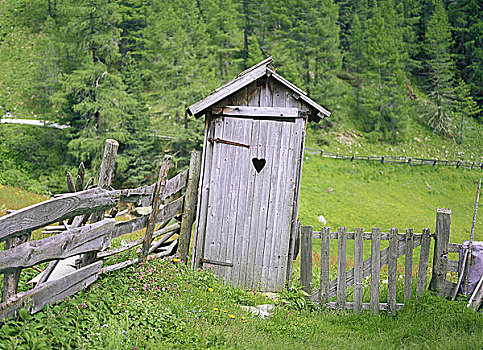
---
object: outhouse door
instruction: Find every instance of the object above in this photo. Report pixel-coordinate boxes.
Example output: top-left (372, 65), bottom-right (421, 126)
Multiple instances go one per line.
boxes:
top-left (195, 108), bottom-right (306, 291)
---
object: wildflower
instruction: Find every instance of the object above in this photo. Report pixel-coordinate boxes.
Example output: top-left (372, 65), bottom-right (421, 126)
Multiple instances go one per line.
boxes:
top-left (208, 287), bottom-right (214, 292)
top-left (173, 258), bottom-right (180, 262)
top-left (222, 310), bottom-right (228, 313)
top-left (241, 316), bottom-right (245, 320)
top-left (214, 314), bottom-right (219, 317)
top-left (229, 315), bottom-right (236, 319)
top-left (213, 308), bottom-right (219, 311)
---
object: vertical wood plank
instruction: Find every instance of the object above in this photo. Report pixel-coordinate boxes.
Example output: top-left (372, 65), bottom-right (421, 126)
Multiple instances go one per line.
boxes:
top-left (178, 151), bottom-right (202, 262)
top-left (239, 119), bottom-right (260, 288)
top-left (286, 117), bottom-right (306, 283)
top-left (141, 155), bottom-right (172, 262)
top-left (2, 233), bottom-right (30, 302)
top-left (275, 120), bottom-right (295, 288)
top-left (192, 114), bottom-right (216, 269)
top-left (370, 228), bottom-right (381, 314)
top-left (265, 121), bottom-right (292, 289)
top-left (353, 227), bottom-right (364, 313)
top-left (429, 208), bottom-right (451, 297)
top-left (404, 229), bottom-right (414, 301)
top-left (337, 227), bottom-right (347, 310)
top-left (319, 227), bottom-right (331, 304)
top-left (81, 139), bottom-right (119, 267)
top-left (212, 117), bottom-right (235, 277)
top-left (201, 117), bottom-right (225, 271)
top-left (300, 226), bottom-right (313, 294)
top-left (387, 228), bottom-right (398, 316)
top-left (229, 118), bottom-right (253, 286)
top-left (260, 121), bottom-right (283, 290)
top-left (416, 228), bottom-right (431, 296)
top-left (222, 118), bottom-right (247, 283)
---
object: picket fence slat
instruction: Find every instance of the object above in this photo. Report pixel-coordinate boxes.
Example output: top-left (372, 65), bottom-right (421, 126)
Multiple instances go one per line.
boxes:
top-left (370, 228), bottom-right (381, 314)
top-left (387, 228), bottom-right (398, 316)
top-left (353, 228), bottom-right (363, 313)
top-left (404, 229), bottom-right (414, 301)
top-left (336, 227), bottom-right (347, 310)
top-left (318, 227), bottom-right (330, 304)
top-left (416, 228), bottom-right (431, 295)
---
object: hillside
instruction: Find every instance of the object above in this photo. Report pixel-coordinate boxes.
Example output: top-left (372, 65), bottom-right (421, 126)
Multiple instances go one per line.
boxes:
top-left (0, 0), bottom-right (481, 195)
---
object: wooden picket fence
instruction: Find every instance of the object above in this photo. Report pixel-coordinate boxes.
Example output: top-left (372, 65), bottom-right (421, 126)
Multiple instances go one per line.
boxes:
top-left (0, 140), bottom-right (201, 321)
top-left (299, 208), bottom-right (462, 315)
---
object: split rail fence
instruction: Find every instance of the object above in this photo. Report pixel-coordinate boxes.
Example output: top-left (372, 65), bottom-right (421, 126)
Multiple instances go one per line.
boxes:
top-left (305, 147), bottom-right (483, 170)
top-left (300, 208), bottom-right (457, 315)
top-left (0, 139), bottom-right (201, 321)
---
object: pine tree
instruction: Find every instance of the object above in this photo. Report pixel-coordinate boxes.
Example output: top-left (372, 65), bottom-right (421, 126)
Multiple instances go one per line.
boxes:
top-left (454, 79), bottom-right (481, 144)
top-left (448, 0), bottom-right (483, 109)
top-left (346, 13), bottom-right (365, 120)
top-left (361, 0), bottom-right (407, 139)
top-left (424, 0), bottom-right (455, 135)
top-left (51, 0), bottom-right (134, 173)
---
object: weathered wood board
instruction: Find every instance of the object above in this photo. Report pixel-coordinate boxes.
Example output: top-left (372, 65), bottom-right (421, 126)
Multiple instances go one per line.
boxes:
top-left (195, 112), bottom-right (305, 291)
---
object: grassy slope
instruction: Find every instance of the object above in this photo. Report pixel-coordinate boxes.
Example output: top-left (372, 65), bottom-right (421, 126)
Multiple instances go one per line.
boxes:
top-left (1, 258), bottom-right (481, 350)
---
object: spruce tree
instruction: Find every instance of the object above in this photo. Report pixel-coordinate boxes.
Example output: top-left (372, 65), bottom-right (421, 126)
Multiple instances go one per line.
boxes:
top-left (448, 0), bottom-right (483, 109)
top-left (361, 0), bottom-right (407, 139)
top-left (346, 13), bottom-right (365, 121)
top-left (424, 0), bottom-right (455, 135)
top-left (454, 79), bottom-right (481, 144)
top-left (51, 0), bottom-right (134, 174)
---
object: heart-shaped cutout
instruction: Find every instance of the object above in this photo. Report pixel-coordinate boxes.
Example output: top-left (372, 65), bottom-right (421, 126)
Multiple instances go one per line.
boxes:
top-left (252, 158), bottom-right (266, 173)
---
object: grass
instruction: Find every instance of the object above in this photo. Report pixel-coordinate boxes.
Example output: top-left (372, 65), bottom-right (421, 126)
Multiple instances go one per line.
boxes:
top-left (1, 117), bottom-right (482, 348)
top-left (1, 257), bottom-right (482, 350)
top-left (0, 183), bottom-right (47, 217)
top-left (299, 147), bottom-right (482, 245)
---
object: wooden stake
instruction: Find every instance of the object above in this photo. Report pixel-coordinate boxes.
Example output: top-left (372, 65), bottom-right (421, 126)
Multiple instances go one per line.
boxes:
top-left (178, 151), bottom-right (201, 262)
top-left (141, 155), bottom-right (172, 263)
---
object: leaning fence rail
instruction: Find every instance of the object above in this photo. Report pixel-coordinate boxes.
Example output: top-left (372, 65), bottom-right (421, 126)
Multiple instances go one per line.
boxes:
top-left (305, 147), bottom-right (483, 170)
top-left (0, 140), bottom-right (201, 321)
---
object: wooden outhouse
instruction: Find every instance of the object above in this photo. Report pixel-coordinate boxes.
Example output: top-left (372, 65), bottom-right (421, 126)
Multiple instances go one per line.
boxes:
top-left (188, 57), bottom-right (330, 291)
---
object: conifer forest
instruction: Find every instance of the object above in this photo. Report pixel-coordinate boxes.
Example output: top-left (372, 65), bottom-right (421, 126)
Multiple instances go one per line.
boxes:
top-left (0, 0), bottom-right (481, 193)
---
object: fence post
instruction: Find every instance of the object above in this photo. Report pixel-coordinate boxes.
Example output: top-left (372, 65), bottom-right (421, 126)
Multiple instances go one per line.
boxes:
top-left (300, 226), bottom-right (313, 294)
top-left (178, 151), bottom-right (202, 263)
top-left (80, 139), bottom-right (119, 267)
top-left (141, 155), bottom-right (172, 262)
top-left (429, 208), bottom-right (451, 297)
top-left (2, 231), bottom-right (30, 302)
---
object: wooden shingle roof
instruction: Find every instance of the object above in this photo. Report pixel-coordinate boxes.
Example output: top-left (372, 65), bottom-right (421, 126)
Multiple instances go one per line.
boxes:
top-left (187, 57), bottom-right (331, 120)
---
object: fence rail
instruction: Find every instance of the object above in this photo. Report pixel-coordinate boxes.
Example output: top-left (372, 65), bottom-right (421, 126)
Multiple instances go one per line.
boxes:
top-left (300, 208), bottom-right (464, 314)
top-left (301, 226), bottom-right (431, 315)
top-left (305, 147), bottom-right (483, 170)
top-left (0, 140), bottom-right (201, 321)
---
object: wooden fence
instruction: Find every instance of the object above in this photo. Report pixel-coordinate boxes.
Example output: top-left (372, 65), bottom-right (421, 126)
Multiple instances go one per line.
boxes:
top-left (299, 209), bottom-right (458, 315)
top-left (305, 147), bottom-right (483, 170)
top-left (0, 140), bottom-right (201, 321)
